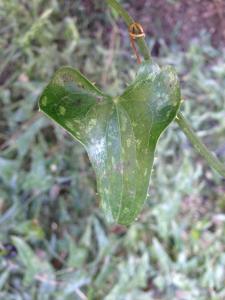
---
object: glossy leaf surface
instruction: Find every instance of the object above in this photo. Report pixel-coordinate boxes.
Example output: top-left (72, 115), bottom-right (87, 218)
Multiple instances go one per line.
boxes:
top-left (39, 62), bottom-right (181, 225)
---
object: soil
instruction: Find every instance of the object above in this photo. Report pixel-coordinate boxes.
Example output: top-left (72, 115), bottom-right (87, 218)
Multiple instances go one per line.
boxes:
top-left (81, 0), bottom-right (225, 50)
top-left (129, 0), bottom-right (225, 50)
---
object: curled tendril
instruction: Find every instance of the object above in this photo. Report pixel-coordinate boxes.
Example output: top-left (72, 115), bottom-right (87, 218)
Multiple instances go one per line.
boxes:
top-left (129, 22), bottom-right (145, 64)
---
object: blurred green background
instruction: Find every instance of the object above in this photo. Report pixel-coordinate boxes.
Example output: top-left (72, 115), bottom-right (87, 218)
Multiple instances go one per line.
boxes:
top-left (0, 0), bottom-right (225, 299)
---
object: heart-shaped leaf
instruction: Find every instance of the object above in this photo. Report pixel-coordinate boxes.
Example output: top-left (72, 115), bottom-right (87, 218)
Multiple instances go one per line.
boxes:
top-left (39, 61), bottom-right (181, 225)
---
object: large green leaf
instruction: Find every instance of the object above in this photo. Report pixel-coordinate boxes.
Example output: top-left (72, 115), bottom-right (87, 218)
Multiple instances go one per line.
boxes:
top-left (39, 61), bottom-right (181, 225)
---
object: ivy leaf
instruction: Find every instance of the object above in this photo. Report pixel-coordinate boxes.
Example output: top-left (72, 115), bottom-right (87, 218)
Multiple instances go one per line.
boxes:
top-left (39, 61), bottom-right (181, 225)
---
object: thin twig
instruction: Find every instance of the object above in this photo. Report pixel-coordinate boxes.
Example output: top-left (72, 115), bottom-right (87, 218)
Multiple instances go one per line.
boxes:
top-left (101, 24), bottom-right (118, 86)
top-left (176, 112), bottom-right (225, 177)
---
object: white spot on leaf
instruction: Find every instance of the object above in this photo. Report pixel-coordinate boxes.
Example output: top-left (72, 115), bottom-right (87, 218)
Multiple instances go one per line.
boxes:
top-left (144, 168), bottom-right (148, 176)
top-left (42, 96), bottom-right (47, 106)
top-left (59, 106), bottom-right (66, 115)
top-left (89, 119), bottom-right (97, 127)
top-left (127, 138), bottom-right (131, 147)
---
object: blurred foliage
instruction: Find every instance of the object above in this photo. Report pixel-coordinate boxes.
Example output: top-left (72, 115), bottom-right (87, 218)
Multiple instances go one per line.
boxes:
top-left (0, 0), bottom-right (225, 299)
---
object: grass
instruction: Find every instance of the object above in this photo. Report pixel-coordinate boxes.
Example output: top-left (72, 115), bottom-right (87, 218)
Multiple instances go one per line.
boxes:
top-left (0, 0), bottom-right (225, 299)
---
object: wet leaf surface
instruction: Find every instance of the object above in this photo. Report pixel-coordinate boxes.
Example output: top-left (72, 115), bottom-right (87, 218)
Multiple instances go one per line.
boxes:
top-left (39, 61), bottom-right (181, 224)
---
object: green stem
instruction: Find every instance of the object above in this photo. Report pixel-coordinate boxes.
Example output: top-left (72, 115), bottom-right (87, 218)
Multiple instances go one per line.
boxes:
top-left (107, 0), bottom-right (225, 178)
top-left (176, 112), bottom-right (225, 177)
top-left (106, 0), bottom-right (151, 62)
